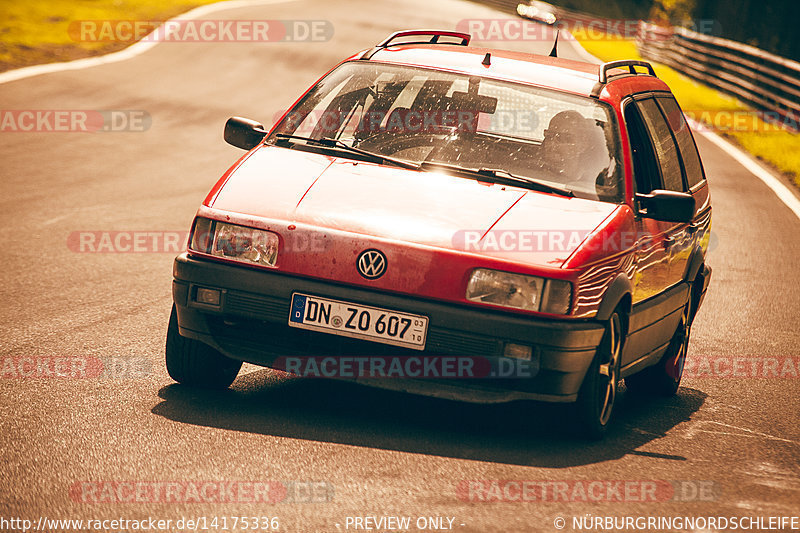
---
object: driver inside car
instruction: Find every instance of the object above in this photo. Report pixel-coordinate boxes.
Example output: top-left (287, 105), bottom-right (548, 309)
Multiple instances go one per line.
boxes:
top-left (537, 110), bottom-right (618, 200)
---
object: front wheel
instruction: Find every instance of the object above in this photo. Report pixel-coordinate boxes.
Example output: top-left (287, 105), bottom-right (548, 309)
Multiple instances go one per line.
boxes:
top-left (165, 305), bottom-right (242, 389)
top-left (575, 311), bottom-right (622, 439)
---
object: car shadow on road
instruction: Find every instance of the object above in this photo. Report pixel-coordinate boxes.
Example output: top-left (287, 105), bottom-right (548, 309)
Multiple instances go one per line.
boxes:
top-left (152, 371), bottom-right (706, 467)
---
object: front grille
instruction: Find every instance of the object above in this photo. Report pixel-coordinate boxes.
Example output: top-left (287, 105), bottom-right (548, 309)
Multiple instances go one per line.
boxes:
top-left (225, 291), bottom-right (285, 321)
top-left (208, 315), bottom-right (501, 359)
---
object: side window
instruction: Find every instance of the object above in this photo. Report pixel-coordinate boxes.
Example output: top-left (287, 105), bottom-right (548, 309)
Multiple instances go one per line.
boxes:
top-left (637, 98), bottom-right (685, 192)
top-left (656, 96), bottom-right (705, 188)
top-left (623, 100), bottom-right (660, 194)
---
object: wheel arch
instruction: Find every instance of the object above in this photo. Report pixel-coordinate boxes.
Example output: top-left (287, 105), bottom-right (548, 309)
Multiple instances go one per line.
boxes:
top-left (596, 273), bottom-right (633, 326)
top-left (682, 245), bottom-right (708, 323)
top-left (682, 244), bottom-right (706, 284)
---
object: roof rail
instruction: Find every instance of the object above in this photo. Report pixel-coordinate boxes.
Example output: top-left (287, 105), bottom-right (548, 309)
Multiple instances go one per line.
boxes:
top-left (361, 29), bottom-right (471, 60)
top-left (599, 60), bottom-right (656, 83)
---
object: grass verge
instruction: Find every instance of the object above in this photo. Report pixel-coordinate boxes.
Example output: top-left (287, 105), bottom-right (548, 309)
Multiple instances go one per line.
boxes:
top-left (577, 35), bottom-right (800, 186)
top-left (0, 0), bottom-right (222, 72)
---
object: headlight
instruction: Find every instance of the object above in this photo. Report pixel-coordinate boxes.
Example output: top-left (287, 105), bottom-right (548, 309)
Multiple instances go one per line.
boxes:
top-left (466, 268), bottom-right (571, 314)
top-left (189, 217), bottom-right (279, 267)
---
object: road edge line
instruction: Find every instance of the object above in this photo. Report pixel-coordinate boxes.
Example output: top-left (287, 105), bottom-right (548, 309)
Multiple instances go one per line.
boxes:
top-left (0, 0), bottom-right (298, 85)
top-left (692, 124), bottom-right (800, 222)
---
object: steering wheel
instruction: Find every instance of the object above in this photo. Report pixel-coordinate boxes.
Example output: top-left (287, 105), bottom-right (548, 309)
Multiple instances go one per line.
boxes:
top-left (356, 128), bottom-right (456, 156)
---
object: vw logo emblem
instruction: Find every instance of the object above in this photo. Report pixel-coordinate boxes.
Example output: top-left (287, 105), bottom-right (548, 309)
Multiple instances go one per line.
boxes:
top-left (357, 249), bottom-right (387, 279)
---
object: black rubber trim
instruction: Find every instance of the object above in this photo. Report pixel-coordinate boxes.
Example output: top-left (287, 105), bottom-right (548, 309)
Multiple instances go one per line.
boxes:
top-left (595, 273), bottom-right (633, 322)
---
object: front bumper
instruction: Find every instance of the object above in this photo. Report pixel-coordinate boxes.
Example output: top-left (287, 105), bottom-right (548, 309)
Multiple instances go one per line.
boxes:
top-left (172, 253), bottom-right (606, 403)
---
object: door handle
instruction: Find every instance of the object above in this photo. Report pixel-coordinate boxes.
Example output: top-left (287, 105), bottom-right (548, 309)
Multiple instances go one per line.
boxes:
top-left (686, 223), bottom-right (699, 235)
top-left (663, 236), bottom-right (675, 250)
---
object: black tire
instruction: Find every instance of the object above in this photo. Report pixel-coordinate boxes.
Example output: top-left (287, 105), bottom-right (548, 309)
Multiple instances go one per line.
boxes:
top-left (575, 311), bottom-right (623, 440)
top-left (165, 305), bottom-right (242, 389)
top-left (625, 297), bottom-right (691, 397)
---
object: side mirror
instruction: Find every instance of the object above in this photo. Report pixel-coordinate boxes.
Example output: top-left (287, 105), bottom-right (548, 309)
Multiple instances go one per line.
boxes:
top-left (635, 190), bottom-right (695, 223)
top-left (224, 117), bottom-right (267, 150)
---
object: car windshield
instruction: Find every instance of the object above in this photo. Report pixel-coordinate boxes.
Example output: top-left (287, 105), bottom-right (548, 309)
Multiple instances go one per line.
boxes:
top-left (269, 61), bottom-right (624, 203)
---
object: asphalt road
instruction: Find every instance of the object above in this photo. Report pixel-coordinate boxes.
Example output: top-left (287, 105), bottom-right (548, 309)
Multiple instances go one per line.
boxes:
top-left (1, 0), bottom-right (799, 531)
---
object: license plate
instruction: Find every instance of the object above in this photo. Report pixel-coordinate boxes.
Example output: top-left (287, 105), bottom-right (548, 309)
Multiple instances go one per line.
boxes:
top-left (288, 293), bottom-right (428, 350)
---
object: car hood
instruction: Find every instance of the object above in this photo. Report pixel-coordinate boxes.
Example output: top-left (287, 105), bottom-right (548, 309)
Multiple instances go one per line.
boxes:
top-left (210, 146), bottom-right (617, 267)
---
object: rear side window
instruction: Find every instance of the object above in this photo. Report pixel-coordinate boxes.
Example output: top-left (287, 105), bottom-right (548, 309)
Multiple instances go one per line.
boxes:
top-left (637, 98), bottom-right (685, 192)
top-left (656, 96), bottom-right (705, 188)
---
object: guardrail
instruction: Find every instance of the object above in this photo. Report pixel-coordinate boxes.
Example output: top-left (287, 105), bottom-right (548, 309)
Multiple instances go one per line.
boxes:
top-left (637, 22), bottom-right (800, 129)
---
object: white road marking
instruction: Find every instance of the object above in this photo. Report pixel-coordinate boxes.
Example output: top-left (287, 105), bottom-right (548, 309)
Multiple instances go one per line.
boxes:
top-left (626, 426), bottom-right (664, 437)
top-left (692, 124), bottom-right (800, 222)
top-left (0, 0), bottom-right (299, 85)
top-left (42, 213), bottom-right (71, 226)
top-left (685, 420), bottom-right (800, 446)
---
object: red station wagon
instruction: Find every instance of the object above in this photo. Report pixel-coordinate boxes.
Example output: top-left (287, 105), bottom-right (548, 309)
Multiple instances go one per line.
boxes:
top-left (167, 30), bottom-right (712, 438)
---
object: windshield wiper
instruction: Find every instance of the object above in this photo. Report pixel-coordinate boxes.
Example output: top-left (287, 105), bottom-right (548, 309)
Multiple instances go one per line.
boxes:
top-left (478, 167), bottom-right (574, 197)
top-left (419, 162), bottom-right (574, 197)
top-left (272, 136), bottom-right (573, 197)
top-left (273, 134), bottom-right (419, 170)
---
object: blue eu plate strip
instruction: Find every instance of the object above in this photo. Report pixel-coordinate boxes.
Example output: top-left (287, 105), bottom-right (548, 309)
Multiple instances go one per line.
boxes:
top-left (290, 294), bottom-right (307, 323)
